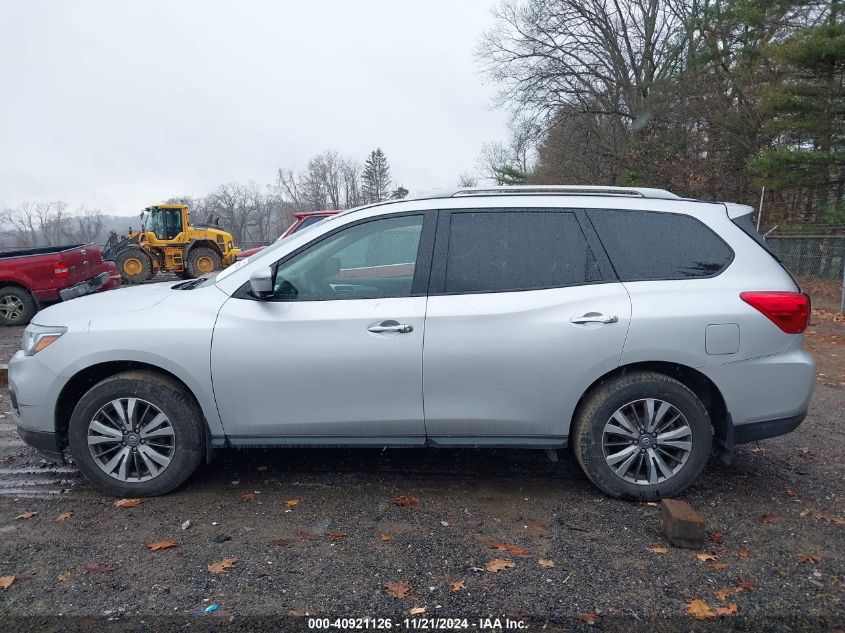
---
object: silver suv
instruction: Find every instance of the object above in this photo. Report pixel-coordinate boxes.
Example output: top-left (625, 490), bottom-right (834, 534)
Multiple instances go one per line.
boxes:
top-left (9, 186), bottom-right (815, 500)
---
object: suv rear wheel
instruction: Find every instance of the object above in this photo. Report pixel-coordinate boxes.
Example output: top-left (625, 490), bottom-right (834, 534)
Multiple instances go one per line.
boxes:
top-left (67, 371), bottom-right (205, 497)
top-left (572, 371), bottom-right (712, 500)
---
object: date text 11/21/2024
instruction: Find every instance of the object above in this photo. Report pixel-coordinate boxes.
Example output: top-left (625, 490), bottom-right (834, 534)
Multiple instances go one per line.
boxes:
top-left (306, 617), bottom-right (529, 630)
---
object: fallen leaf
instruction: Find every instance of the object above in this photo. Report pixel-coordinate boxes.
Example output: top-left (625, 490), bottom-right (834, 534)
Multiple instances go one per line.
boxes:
top-left (578, 612), bottom-right (599, 624)
top-left (284, 499), bottom-right (300, 509)
top-left (85, 563), bottom-right (115, 574)
top-left (648, 547), bottom-right (669, 554)
top-left (57, 572), bottom-right (70, 582)
top-left (294, 530), bottom-right (320, 541)
top-left (696, 553), bottom-right (718, 562)
top-left (797, 553), bottom-right (820, 564)
top-left (785, 485), bottom-right (797, 497)
top-left (686, 599), bottom-right (738, 619)
top-left (394, 496), bottom-right (419, 508)
top-left (538, 558), bottom-right (555, 568)
top-left (268, 538), bottom-right (295, 547)
top-left (56, 511), bottom-right (74, 523)
top-left (709, 563), bottom-right (730, 570)
top-left (485, 539), bottom-right (528, 556)
top-left (147, 539), bottom-right (179, 551)
top-left (449, 580), bottom-right (465, 592)
top-left (207, 557), bottom-right (237, 574)
top-left (409, 607), bottom-right (426, 616)
top-left (709, 531), bottom-right (724, 544)
top-left (738, 549), bottom-right (751, 558)
top-left (241, 492), bottom-right (256, 501)
top-left (288, 609), bottom-right (309, 617)
top-left (326, 530), bottom-right (347, 538)
top-left (805, 509), bottom-right (845, 526)
top-left (531, 523), bottom-right (550, 533)
top-left (385, 580), bottom-right (412, 598)
top-left (713, 604), bottom-right (739, 617)
top-left (113, 498), bottom-right (142, 508)
top-left (686, 599), bottom-right (714, 620)
top-left (714, 587), bottom-right (737, 601)
top-left (736, 580), bottom-right (757, 591)
top-left (15, 511), bottom-right (37, 520)
top-left (0, 576), bottom-right (14, 590)
top-left (760, 513), bottom-right (776, 524)
top-left (379, 533), bottom-right (392, 542)
top-left (485, 558), bottom-right (515, 572)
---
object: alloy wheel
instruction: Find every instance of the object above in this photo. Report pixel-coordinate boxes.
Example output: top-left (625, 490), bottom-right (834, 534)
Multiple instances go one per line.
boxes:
top-left (87, 398), bottom-right (175, 482)
top-left (602, 398), bottom-right (692, 485)
top-left (0, 294), bottom-right (24, 320)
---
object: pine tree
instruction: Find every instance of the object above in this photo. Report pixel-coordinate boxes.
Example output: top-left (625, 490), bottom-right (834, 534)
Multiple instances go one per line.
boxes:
top-left (750, 1), bottom-right (844, 219)
top-left (361, 148), bottom-right (392, 203)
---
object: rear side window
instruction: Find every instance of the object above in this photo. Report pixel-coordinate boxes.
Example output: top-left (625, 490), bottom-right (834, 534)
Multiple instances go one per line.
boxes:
top-left (588, 209), bottom-right (733, 281)
top-left (444, 210), bottom-right (601, 294)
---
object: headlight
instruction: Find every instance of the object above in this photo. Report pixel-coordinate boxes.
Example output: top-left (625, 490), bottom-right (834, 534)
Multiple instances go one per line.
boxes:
top-left (22, 324), bottom-right (67, 356)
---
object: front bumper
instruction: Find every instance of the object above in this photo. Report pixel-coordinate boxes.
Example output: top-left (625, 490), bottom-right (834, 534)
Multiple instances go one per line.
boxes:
top-left (59, 271), bottom-right (110, 301)
top-left (17, 427), bottom-right (65, 463)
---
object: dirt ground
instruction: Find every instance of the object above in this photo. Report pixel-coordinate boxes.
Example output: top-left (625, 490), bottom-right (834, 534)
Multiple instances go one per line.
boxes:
top-left (0, 316), bottom-right (843, 632)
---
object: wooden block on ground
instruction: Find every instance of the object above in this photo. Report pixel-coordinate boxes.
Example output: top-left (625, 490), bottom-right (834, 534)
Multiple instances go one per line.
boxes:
top-left (660, 498), bottom-right (705, 549)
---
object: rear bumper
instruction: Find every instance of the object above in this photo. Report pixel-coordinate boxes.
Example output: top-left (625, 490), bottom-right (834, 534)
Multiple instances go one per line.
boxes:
top-left (59, 271), bottom-right (110, 301)
top-left (17, 427), bottom-right (64, 464)
top-left (733, 412), bottom-right (806, 444)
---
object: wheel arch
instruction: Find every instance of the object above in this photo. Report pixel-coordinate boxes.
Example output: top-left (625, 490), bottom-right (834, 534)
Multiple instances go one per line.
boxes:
top-left (185, 239), bottom-right (223, 257)
top-left (54, 361), bottom-right (209, 453)
top-left (571, 361), bottom-right (730, 451)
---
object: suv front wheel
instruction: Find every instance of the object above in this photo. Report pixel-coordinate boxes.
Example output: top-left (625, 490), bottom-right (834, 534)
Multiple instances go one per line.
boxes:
top-left (572, 371), bottom-right (712, 500)
top-left (67, 370), bottom-right (205, 497)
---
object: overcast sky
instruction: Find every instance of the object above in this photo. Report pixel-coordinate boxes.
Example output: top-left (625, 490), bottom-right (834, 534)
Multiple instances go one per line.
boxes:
top-left (0, 0), bottom-right (509, 216)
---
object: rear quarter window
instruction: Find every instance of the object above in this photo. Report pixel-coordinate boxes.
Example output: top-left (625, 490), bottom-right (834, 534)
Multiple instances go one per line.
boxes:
top-left (588, 209), bottom-right (733, 281)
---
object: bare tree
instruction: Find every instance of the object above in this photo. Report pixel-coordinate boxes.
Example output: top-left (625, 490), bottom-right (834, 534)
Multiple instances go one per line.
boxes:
top-left (0, 202), bottom-right (40, 246)
top-left (478, 0), bottom-right (690, 135)
top-left (73, 205), bottom-right (105, 243)
top-left (457, 172), bottom-right (478, 187)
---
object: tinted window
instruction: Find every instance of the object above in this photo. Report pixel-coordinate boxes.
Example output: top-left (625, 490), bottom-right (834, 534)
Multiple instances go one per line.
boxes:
top-left (272, 215), bottom-right (423, 301)
top-left (444, 211), bottom-right (601, 294)
top-left (589, 209), bottom-right (733, 281)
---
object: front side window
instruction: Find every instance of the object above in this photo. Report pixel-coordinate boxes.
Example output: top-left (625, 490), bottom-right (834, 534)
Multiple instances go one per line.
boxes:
top-left (272, 215), bottom-right (423, 301)
top-left (588, 209), bottom-right (733, 281)
top-left (444, 210), bottom-right (601, 294)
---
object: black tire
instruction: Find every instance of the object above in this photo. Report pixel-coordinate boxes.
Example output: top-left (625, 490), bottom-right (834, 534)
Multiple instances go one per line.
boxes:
top-left (0, 285), bottom-right (37, 326)
top-left (185, 247), bottom-right (222, 278)
top-left (114, 248), bottom-right (153, 284)
top-left (67, 370), bottom-right (205, 497)
top-left (572, 371), bottom-right (712, 501)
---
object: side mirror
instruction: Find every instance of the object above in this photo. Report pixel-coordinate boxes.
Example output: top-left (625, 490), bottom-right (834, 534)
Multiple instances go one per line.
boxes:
top-left (249, 267), bottom-right (274, 299)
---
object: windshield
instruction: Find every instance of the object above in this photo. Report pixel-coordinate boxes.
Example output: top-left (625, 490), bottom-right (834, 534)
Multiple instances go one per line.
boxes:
top-left (195, 213), bottom-right (343, 289)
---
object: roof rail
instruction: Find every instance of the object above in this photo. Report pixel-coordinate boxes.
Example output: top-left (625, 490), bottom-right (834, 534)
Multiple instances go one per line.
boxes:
top-left (421, 185), bottom-right (680, 200)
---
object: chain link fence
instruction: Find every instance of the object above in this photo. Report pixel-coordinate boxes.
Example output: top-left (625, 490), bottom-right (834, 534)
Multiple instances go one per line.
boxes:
top-left (766, 234), bottom-right (845, 313)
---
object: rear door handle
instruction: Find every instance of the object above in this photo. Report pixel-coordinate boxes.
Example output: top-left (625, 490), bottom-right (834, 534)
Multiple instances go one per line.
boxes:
top-left (368, 320), bottom-right (413, 334)
top-left (570, 313), bottom-right (618, 324)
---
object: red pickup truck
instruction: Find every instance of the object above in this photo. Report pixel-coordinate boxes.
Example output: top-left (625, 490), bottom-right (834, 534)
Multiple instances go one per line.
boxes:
top-left (237, 211), bottom-right (338, 260)
top-left (0, 244), bottom-right (121, 326)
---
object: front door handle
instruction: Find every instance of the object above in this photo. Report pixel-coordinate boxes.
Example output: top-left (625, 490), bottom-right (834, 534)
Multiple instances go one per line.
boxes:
top-left (570, 313), bottom-right (618, 325)
top-left (368, 320), bottom-right (414, 334)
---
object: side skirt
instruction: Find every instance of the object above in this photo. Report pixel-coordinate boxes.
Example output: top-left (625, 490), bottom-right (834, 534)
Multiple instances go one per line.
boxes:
top-left (211, 435), bottom-right (568, 450)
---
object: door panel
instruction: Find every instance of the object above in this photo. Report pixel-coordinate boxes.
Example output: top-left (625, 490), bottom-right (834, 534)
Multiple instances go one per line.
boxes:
top-left (210, 212), bottom-right (432, 441)
top-left (423, 284), bottom-right (631, 439)
top-left (211, 296), bottom-right (426, 439)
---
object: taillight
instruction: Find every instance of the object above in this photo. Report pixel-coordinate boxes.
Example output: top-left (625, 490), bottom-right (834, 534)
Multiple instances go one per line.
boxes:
top-left (740, 291), bottom-right (810, 334)
top-left (53, 261), bottom-right (69, 278)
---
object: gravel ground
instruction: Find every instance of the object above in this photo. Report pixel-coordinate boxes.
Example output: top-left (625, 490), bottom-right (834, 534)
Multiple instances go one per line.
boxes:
top-left (0, 317), bottom-right (843, 632)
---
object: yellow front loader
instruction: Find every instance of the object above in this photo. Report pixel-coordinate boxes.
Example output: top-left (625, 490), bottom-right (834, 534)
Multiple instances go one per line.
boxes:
top-left (103, 204), bottom-right (240, 284)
